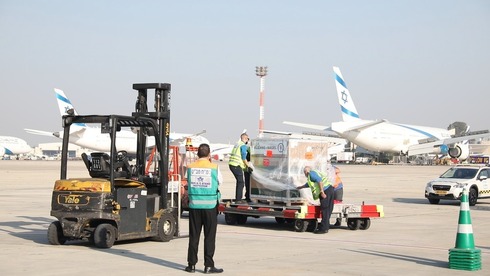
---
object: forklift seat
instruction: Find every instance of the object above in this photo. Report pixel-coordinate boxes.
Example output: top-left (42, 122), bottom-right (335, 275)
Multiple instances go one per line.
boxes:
top-left (88, 152), bottom-right (130, 179)
top-left (89, 152), bottom-right (111, 178)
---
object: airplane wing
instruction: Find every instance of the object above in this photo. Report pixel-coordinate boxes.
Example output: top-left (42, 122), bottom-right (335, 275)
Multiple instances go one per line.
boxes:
top-left (25, 128), bottom-right (86, 138)
top-left (283, 121), bottom-right (329, 131)
top-left (262, 129), bottom-right (295, 136)
top-left (24, 129), bottom-right (54, 137)
top-left (284, 119), bottom-right (388, 133)
top-left (408, 130), bottom-right (490, 156)
top-left (262, 129), bottom-right (346, 145)
top-left (338, 119), bottom-right (388, 132)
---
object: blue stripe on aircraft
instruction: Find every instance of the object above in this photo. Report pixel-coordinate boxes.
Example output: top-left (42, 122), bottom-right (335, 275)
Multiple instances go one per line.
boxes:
top-left (4, 147), bottom-right (13, 155)
top-left (56, 92), bottom-right (87, 127)
top-left (56, 92), bottom-right (72, 105)
top-left (341, 105), bottom-right (359, 118)
top-left (335, 74), bottom-right (347, 89)
top-left (394, 123), bottom-right (437, 139)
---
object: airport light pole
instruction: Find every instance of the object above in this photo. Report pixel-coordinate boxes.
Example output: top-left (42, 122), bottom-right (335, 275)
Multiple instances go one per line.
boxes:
top-left (256, 66), bottom-right (268, 138)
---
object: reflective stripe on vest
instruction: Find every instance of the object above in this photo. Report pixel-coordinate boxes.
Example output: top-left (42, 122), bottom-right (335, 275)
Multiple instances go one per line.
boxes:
top-left (187, 160), bottom-right (219, 209)
top-left (228, 141), bottom-right (246, 169)
top-left (307, 170), bottom-right (332, 200)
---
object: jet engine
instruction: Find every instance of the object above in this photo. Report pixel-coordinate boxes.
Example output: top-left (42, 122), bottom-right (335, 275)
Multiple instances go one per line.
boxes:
top-left (448, 144), bottom-right (469, 160)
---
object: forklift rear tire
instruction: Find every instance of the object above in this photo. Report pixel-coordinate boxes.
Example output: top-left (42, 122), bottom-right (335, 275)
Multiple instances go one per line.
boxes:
top-left (155, 212), bottom-right (177, 242)
top-left (47, 221), bottom-right (66, 245)
top-left (347, 218), bottom-right (361, 230)
top-left (93, 223), bottom-right (116, 248)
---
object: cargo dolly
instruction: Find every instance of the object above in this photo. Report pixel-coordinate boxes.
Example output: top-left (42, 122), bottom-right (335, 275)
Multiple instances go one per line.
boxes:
top-left (218, 199), bottom-right (384, 232)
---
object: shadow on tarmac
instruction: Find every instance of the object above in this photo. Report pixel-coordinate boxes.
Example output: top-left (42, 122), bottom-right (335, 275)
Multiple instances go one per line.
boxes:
top-left (0, 216), bottom-right (53, 244)
top-left (216, 215), bottom-right (312, 232)
top-left (345, 249), bottom-right (448, 268)
top-left (89, 246), bottom-right (186, 272)
top-left (393, 198), bottom-right (490, 211)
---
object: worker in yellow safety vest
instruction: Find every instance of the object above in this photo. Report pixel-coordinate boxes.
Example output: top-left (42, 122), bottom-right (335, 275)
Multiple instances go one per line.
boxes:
top-left (228, 133), bottom-right (253, 203)
top-left (297, 166), bottom-right (334, 234)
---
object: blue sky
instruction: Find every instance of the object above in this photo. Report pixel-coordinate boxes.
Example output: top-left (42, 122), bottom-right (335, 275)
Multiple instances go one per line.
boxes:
top-left (1, 1), bottom-right (489, 146)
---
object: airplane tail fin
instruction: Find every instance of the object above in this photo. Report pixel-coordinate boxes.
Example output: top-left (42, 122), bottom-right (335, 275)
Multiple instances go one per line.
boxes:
top-left (54, 88), bottom-right (86, 128)
top-left (333, 67), bottom-right (360, 122)
top-left (55, 88), bottom-right (78, 116)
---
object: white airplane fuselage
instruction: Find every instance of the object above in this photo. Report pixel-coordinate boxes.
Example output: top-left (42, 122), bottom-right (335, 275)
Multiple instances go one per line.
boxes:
top-left (332, 120), bottom-right (453, 154)
top-left (0, 136), bottom-right (32, 155)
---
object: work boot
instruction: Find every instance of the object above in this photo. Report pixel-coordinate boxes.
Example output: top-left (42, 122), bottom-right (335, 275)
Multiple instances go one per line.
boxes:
top-left (204, 266), bottom-right (224, 273)
top-left (184, 264), bottom-right (195, 273)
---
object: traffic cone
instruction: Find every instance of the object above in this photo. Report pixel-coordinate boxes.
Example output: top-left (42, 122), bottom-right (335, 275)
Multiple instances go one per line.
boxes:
top-left (448, 188), bottom-right (481, 271)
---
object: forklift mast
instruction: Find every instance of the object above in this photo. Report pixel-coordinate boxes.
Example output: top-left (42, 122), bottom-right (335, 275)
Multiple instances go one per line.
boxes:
top-left (132, 83), bottom-right (171, 210)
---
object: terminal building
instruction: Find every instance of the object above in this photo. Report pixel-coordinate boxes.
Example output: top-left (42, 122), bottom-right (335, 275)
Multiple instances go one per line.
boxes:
top-left (32, 142), bottom-right (90, 159)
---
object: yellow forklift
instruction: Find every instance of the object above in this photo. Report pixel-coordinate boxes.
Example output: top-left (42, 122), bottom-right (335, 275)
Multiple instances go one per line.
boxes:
top-left (47, 83), bottom-right (179, 248)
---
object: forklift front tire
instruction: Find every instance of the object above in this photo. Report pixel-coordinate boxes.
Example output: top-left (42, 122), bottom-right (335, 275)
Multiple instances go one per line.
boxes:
top-left (155, 212), bottom-right (176, 242)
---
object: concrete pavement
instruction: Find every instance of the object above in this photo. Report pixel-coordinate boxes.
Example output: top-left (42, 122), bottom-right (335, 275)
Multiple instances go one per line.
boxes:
top-left (0, 160), bottom-right (488, 275)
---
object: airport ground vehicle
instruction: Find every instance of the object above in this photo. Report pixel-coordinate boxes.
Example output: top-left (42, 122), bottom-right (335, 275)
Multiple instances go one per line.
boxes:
top-left (425, 164), bottom-right (490, 206)
top-left (219, 199), bottom-right (384, 232)
top-left (47, 83), bottom-right (183, 248)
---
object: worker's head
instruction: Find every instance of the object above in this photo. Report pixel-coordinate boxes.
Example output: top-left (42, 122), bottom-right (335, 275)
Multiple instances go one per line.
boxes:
top-left (241, 133), bottom-right (250, 144)
top-left (197, 143), bottom-right (211, 158)
top-left (303, 166), bottom-right (312, 177)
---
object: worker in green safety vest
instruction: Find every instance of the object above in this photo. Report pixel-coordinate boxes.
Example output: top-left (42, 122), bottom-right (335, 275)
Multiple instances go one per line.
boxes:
top-left (185, 143), bottom-right (224, 274)
top-left (297, 166), bottom-right (334, 234)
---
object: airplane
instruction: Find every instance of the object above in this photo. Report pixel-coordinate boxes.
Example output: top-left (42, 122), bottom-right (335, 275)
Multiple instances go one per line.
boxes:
top-left (0, 136), bottom-right (32, 156)
top-left (25, 88), bottom-right (211, 154)
top-left (284, 66), bottom-right (490, 160)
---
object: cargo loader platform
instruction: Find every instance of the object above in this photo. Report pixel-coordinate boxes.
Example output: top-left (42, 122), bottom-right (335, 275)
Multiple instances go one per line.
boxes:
top-left (218, 199), bottom-right (384, 232)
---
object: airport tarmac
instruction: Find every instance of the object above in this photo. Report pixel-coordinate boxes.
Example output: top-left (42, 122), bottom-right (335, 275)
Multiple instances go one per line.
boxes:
top-left (0, 160), bottom-right (488, 275)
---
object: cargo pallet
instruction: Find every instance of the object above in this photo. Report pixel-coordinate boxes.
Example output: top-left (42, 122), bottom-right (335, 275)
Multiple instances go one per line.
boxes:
top-left (218, 199), bottom-right (384, 232)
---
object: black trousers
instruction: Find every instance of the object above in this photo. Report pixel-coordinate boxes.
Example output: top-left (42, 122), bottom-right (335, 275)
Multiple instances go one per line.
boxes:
top-left (244, 171), bottom-right (251, 201)
top-left (187, 207), bottom-right (218, 267)
top-left (229, 164), bottom-right (245, 200)
top-left (319, 185), bottom-right (335, 231)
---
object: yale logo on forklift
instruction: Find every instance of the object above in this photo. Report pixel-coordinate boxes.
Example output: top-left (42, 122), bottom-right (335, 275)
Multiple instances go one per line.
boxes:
top-left (58, 194), bottom-right (89, 205)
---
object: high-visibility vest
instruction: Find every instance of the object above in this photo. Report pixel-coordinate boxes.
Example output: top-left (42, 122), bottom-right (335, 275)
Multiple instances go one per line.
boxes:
top-left (228, 141), bottom-right (246, 169)
top-left (306, 170), bottom-right (332, 200)
top-left (187, 159), bottom-right (220, 209)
